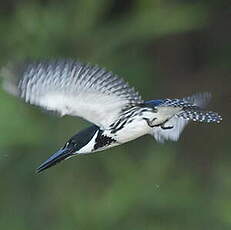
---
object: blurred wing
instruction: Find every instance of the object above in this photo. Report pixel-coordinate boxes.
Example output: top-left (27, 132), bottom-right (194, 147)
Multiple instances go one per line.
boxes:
top-left (152, 116), bottom-right (188, 143)
top-left (2, 59), bottom-right (143, 129)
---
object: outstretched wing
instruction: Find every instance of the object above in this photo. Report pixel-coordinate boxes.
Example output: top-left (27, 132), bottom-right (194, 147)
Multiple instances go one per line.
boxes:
top-left (2, 59), bottom-right (143, 129)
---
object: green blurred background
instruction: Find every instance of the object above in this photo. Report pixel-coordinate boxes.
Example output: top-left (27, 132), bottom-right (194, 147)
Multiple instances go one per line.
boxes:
top-left (0, 0), bottom-right (230, 229)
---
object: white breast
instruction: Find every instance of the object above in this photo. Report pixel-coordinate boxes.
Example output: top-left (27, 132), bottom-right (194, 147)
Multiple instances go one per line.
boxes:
top-left (114, 116), bottom-right (152, 143)
top-left (112, 107), bottom-right (182, 144)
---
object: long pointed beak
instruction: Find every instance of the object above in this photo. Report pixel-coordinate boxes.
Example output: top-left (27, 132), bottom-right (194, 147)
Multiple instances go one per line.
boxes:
top-left (36, 147), bottom-right (75, 173)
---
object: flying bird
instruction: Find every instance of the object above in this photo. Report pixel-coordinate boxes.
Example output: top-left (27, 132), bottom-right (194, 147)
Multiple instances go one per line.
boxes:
top-left (1, 59), bottom-right (222, 173)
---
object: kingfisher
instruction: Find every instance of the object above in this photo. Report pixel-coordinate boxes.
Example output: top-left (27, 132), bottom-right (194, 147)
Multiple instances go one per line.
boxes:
top-left (1, 59), bottom-right (222, 173)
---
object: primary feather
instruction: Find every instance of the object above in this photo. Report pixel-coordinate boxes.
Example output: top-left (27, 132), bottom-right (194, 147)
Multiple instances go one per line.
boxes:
top-left (2, 59), bottom-right (143, 129)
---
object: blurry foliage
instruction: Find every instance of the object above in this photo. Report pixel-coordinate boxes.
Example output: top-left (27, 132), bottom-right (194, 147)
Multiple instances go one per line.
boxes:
top-left (0, 0), bottom-right (230, 229)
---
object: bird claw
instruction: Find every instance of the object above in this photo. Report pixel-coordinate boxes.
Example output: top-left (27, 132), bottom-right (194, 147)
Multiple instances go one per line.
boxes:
top-left (144, 118), bottom-right (157, 128)
top-left (144, 117), bottom-right (174, 130)
top-left (160, 125), bottom-right (174, 130)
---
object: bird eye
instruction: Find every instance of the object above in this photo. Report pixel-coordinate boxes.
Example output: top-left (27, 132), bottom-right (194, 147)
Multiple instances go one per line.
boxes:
top-left (65, 139), bottom-right (77, 148)
top-left (63, 142), bottom-right (69, 149)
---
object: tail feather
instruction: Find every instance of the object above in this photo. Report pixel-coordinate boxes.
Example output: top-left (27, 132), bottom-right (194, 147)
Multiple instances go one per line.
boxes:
top-left (177, 109), bottom-right (222, 123)
top-left (178, 92), bottom-right (222, 123)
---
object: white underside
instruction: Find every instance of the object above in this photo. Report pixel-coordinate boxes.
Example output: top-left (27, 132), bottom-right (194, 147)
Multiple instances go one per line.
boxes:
top-left (107, 106), bottom-right (187, 144)
top-left (113, 118), bottom-right (151, 143)
top-left (76, 106), bottom-right (188, 154)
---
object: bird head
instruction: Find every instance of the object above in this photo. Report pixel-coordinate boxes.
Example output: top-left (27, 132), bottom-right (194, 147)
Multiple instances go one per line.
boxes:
top-left (36, 125), bottom-right (99, 173)
top-left (36, 139), bottom-right (77, 173)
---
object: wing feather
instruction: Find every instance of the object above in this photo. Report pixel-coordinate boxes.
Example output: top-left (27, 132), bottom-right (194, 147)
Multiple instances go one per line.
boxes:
top-left (2, 59), bottom-right (143, 128)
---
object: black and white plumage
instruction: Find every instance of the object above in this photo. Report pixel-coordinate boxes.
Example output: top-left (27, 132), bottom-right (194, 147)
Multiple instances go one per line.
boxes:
top-left (1, 59), bottom-right (222, 173)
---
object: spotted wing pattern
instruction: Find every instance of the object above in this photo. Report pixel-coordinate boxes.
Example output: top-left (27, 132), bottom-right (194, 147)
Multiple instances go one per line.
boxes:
top-left (2, 59), bottom-right (143, 129)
